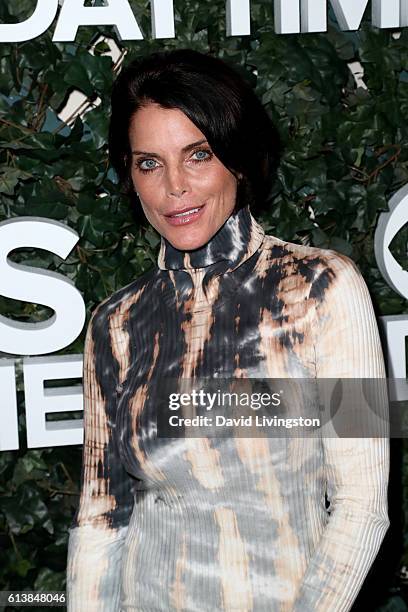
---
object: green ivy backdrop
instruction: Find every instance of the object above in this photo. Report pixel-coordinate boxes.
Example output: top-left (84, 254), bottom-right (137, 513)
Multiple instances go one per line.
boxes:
top-left (0, 1), bottom-right (407, 610)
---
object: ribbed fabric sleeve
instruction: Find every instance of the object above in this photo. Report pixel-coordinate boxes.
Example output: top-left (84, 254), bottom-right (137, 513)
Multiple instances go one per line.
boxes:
top-left (67, 310), bottom-right (135, 612)
top-left (65, 209), bottom-right (390, 611)
top-left (292, 252), bottom-right (390, 611)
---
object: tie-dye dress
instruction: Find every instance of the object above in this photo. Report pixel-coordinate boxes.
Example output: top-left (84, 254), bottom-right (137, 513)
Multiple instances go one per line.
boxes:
top-left (67, 206), bottom-right (389, 611)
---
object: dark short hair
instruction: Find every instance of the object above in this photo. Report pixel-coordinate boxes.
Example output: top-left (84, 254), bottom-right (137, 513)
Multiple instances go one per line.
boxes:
top-left (109, 48), bottom-right (281, 212)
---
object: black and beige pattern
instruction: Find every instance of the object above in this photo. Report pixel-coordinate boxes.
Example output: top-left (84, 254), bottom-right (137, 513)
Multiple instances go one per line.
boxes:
top-left (67, 206), bottom-right (389, 611)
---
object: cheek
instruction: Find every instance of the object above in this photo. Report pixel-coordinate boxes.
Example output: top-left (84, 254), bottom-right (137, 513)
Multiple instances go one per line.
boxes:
top-left (130, 168), bottom-right (143, 192)
top-left (131, 172), bottom-right (156, 203)
top-left (139, 199), bottom-right (162, 234)
top-left (219, 174), bottom-right (238, 204)
top-left (203, 166), bottom-right (237, 197)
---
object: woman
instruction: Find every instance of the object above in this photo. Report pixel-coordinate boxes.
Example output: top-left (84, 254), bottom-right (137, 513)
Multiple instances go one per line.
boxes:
top-left (67, 49), bottom-right (390, 611)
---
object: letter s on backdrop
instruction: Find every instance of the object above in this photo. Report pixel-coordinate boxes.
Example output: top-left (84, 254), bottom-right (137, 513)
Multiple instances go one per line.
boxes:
top-left (0, 0), bottom-right (59, 43)
top-left (0, 217), bottom-right (86, 356)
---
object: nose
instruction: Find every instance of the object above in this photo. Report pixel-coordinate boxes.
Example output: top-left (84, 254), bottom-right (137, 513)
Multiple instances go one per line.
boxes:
top-left (165, 164), bottom-right (190, 198)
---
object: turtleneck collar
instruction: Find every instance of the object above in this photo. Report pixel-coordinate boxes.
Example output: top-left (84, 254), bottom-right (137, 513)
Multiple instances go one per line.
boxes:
top-left (157, 205), bottom-right (265, 273)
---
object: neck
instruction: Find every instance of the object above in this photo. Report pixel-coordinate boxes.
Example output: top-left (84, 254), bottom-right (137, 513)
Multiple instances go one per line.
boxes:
top-left (157, 205), bottom-right (265, 273)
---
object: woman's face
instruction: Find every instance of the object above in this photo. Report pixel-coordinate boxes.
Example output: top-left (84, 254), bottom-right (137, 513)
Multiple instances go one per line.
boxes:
top-left (128, 103), bottom-right (238, 251)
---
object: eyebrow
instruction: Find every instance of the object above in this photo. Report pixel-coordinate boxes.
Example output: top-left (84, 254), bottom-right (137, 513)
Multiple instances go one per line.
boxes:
top-left (132, 139), bottom-right (208, 157)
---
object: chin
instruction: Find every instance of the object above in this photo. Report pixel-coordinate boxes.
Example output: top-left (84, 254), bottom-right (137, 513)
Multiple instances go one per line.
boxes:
top-left (166, 230), bottom-right (212, 252)
top-left (169, 237), bottom-right (208, 252)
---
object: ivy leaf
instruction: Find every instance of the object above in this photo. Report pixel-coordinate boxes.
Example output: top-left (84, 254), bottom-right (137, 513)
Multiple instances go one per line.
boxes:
top-left (2, 486), bottom-right (50, 535)
top-left (0, 166), bottom-right (32, 195)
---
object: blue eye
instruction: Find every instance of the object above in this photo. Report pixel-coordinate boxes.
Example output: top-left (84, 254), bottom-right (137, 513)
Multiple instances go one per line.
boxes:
top-left (139, 159), bottom-right (158, 170)
top-left (193, 149), bottom-right (211, 161)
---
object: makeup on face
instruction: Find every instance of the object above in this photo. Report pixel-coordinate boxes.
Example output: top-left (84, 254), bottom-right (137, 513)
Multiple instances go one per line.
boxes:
top-left (129, 103), bottom-right (238, 251)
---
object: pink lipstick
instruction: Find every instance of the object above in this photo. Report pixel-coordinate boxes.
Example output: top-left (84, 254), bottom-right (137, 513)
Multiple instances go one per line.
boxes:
top-left (164, 203), bottom-right (206, 226)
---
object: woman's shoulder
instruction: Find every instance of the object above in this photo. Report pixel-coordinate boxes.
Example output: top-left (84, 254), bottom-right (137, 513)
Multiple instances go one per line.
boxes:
top-left (261, 233), bottom-right (363, 286)
top-left (88, 266), bottom-right (158, 328)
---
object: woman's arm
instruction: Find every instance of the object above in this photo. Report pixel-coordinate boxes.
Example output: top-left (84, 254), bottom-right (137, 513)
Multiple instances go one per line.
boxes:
top-left (67, 307), bottom-right (135, 612)
top-left (292, 252), bottom-right (390, 612)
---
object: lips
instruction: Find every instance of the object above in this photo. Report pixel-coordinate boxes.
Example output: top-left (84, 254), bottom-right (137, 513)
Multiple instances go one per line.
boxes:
top-left (165, 204), bottom-right (204, 218)
top-left (164, 203), bottom-right (206, 226)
